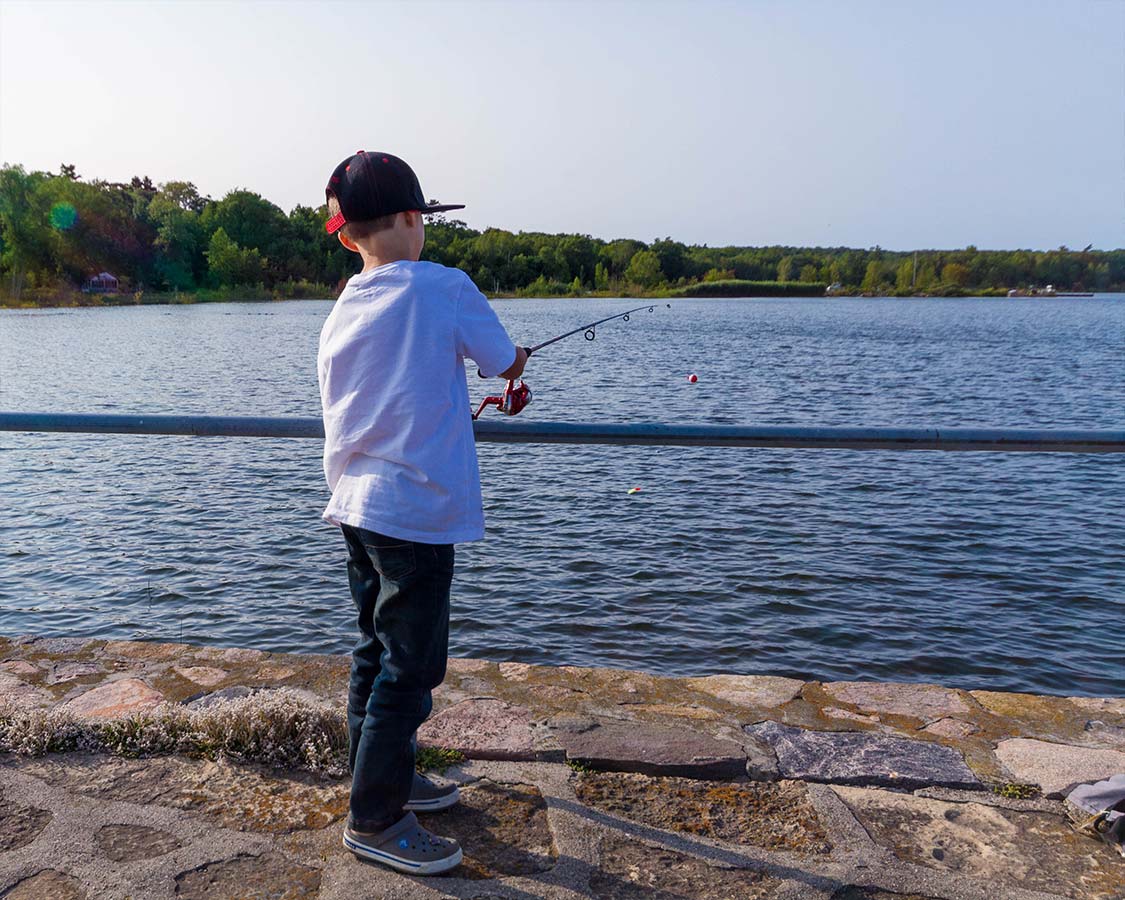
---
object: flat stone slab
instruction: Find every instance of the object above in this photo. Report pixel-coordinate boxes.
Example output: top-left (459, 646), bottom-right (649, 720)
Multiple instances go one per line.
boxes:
top-left (0, 659), bottom-right (40, 677)
top-left (591, 831), bottom-right (784, 898)
top-left (45, 661), bottom-right (103, 684)
top-left (173, 665), bottom-right (229, 687)
top-left (417, 698), bottom-right (546, 761)
top-left (834, 785), bottom-right (1125, 899)
top-left (683, 674), bottom-right (805, 709)
top-left (575, 771), bottom-right (832, 854)
top-left (921, 717), bottom-right (980, 740)
top-left (0, 797), bottom-right (52, 851)
top-left (174, 852), bottom-right (321, 899)
top-left (14, 753), bottom-right (349, 834)
top-left (94, 823), bottom-right (181, 862)
top-left (971, 690), bottom-right (1124, 749)
top-left (60, 677), bottom-right (165, 718)
top-left (0, 671), bottom-right (51, 708)
top-left (823, 681), bottom-right (973, 721)
top-left (832, 891), bottom-right (942, 900)
top-left (994, 737), bottom-right (1125, 798)
top-left (746, 721), bottom-right (980, 789)
top-left (554, 718), bottom-right (749, 779)
top-left (2, 870), bottom-right (87, 899)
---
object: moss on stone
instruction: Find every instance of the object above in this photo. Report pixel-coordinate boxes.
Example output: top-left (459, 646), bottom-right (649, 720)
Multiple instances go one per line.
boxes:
top-left (415, 746), bottom-right (465, 773)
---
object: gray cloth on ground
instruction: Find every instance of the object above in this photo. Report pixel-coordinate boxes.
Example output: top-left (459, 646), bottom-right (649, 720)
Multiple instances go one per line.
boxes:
top-left (1066, 773), bottom-right (1125, 857)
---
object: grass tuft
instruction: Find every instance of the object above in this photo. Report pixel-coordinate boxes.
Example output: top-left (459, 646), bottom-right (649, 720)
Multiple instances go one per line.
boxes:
top-left (992, 782), bottom-right (1040, 800)
top-left (415, 746), bottom-right (465, 774)
top-left (0, 689), bottom-right (349, 775)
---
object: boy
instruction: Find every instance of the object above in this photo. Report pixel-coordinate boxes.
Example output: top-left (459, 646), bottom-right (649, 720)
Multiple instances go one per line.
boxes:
top-left (317, 151), bottom-right (528, 875)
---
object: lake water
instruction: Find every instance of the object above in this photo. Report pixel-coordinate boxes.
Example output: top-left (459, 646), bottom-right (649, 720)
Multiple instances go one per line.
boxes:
top-left (1, 296), bottom-right (1123, 696)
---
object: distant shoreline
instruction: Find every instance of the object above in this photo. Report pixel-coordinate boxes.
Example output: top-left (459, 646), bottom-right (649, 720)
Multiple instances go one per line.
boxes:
top-left (4, 283), bottom-right (1097, 310)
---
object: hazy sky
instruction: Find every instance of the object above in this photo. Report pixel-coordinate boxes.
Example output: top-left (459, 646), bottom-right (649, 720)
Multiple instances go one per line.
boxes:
top-left (1, 0), bottom-right (1121, 250)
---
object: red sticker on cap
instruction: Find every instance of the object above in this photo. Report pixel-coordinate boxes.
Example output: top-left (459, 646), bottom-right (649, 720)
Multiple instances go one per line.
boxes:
top-left (325, 212), bottom-right (346, 234)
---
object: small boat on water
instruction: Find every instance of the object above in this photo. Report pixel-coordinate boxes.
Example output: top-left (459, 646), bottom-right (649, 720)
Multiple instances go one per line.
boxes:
top-left (1007, 284), bottom-right (1095, 298)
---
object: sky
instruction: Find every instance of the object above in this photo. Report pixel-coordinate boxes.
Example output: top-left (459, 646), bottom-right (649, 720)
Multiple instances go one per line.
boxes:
top-left (0, 0), bottom-right (1122, 251)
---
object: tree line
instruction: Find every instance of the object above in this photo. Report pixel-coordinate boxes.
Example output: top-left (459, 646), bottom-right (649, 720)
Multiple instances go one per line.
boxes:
top-left (1, 163), bottom-right (1122, 301)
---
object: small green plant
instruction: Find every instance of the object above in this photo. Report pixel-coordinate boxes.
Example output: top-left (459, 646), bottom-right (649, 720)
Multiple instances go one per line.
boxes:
top-left (992, 782), bottom-right (1039, 800)
top-left (415, 746), bottom-right (465, 774)
top-left (566, 758), bottom-right (596, 775)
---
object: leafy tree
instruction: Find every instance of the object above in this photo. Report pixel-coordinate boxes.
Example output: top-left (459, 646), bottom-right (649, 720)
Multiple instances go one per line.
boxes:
top-left (651, 238), bottom-right (688, 281)
top-left (206, 227), bottom-right (263, 286)
top-left (594, 262), bottom-right (609, 290)
top-left (860, 260), bottom-right (888, 292)
top-left (625, 249), bottom-right (663, 287)
top-left (600, 239), bottom-right (645, 278)
top-left (148, 183), bottom-right (204, 288)
top-left (942, 262), bottom-right (970, 287)
top-left (0, 165), bottom-right (54, 293)
top-left (895, 259), bottom-right (914, 292)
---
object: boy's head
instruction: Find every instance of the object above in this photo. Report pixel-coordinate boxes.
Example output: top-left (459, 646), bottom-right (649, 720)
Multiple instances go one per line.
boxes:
top-left (324, 151), bottom-right (463, 262)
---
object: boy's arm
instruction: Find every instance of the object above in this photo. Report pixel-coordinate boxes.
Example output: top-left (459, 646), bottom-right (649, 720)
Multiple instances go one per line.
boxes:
top-left (498, 346), bottom-right (529, 380)
top-left (457, 280), bottom-right (522, 378)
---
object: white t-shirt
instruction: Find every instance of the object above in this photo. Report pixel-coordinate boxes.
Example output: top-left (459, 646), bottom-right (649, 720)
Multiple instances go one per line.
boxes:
top-left (317, 260), bottom-right (517, 543)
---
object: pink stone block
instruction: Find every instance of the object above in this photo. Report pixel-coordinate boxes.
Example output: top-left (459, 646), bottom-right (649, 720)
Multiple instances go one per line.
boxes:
top-left (174, 666), bottom-right (229, 687)
top-left (418, 698), bottom-right (537, 760)
top-left (62, 678), bottom-right (165, 719)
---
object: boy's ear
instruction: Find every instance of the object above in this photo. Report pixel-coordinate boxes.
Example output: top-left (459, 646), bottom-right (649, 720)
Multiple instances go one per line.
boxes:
top-left (337, 231), bottom-right (359, 253)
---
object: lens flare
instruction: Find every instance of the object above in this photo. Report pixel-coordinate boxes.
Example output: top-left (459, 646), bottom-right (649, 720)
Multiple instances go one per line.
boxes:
top-left (49, 203), bottom-right (77, 231)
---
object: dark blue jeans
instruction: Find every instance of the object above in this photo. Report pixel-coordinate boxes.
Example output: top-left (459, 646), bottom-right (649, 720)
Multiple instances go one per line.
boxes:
top-left (341, 524), bottom-right (453, 831)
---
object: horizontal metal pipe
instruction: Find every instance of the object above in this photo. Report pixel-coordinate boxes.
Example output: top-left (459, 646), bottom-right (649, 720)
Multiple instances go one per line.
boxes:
top-left (2, 412), bottom-right (1124, 452)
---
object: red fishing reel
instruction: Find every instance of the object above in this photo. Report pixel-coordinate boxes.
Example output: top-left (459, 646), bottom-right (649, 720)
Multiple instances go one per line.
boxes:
top-left (473, 379), bottom-right (532, 420)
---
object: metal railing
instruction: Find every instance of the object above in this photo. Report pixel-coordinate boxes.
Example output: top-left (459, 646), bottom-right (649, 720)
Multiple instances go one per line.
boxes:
top-left (2, 412), bottom-right (1124, 452)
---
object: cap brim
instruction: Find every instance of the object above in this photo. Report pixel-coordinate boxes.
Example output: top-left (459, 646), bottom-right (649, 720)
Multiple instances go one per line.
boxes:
top-left (420, 203), bottom-right (465, 214)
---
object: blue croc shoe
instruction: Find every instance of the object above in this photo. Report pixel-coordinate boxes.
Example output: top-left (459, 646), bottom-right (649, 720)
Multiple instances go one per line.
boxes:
top-left (343, 811), bottom-right (462, 875)
top-left (405, 771), bottom-right (460, 812)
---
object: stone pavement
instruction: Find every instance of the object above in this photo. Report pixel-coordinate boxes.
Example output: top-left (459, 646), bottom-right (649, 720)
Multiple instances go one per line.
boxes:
top-left (0, 635), bottom-right (1122, 899)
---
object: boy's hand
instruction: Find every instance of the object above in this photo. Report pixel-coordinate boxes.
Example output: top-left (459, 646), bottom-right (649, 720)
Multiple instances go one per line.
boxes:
top-left (499, 347), bottom-right (530, 380)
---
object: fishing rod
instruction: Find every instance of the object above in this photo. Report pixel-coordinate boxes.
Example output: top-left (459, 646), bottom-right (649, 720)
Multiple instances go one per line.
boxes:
top-left (528, 303), bottom-right (670, 353)
top-left (473, 302), bottom-right (671, 420)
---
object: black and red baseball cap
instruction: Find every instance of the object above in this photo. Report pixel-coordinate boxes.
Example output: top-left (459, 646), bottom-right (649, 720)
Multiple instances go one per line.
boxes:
top-left (324, 151), bottom-right (464, 234)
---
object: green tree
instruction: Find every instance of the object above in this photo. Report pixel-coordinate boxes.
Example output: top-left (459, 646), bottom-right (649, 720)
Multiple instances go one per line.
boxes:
top-left (206, 227), bottom-right (263, 286)
top-left (799, 264), bottom-right (818, 283)
top-left (942, 262), bottom-right (970, 287)
top-left (651, 238), bottom-right (688, 281)
top-left (594, 262), bottom-right (609, 290)
top-left (860, 260), bottom-right (888, 292)
top-left (201, 190), bottom-right (288, 274)
top-left (148, 182), bottom-right (204, 288)
top-left (0, 165), bottom-right (54, 293)
top-left (600, 239), bottom-right (645, 278)
top-left (624, 249), bottom-right (663, 287)
top-left (895, 259), bottom-right (914, 292)
top-left (777, 256), bottom-right (794, 281)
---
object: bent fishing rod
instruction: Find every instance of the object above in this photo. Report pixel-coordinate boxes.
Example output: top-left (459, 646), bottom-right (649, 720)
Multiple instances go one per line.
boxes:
top-left (473, 303), bottom-right (671, 420)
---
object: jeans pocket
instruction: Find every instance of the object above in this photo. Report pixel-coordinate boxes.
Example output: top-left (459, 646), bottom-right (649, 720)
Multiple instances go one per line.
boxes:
top-left (364, 541), bottom-right (416, 582)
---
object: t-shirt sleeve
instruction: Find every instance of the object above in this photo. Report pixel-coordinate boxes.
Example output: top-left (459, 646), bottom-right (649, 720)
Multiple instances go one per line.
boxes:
top-left (456, 279), bottom-right (517, 377)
